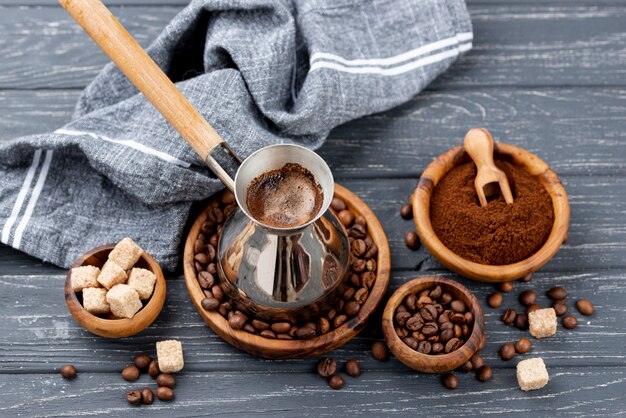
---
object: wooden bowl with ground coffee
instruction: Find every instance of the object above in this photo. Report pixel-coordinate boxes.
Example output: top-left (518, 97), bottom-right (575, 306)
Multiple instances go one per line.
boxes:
top-left (412, 142), bottom-right (569, 282)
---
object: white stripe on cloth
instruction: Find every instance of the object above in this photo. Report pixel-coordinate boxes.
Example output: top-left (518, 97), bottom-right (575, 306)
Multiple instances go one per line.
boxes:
top-left (13, 150), bottom-right (54, 249)
top-left (55, 128), bottom-right (191, 168)
top-left (309, 42), bottom-right (472, 76)
top-left (310, 32), bottom-right (473, 67)
top-left (1, 149), bottom-right (42, 244)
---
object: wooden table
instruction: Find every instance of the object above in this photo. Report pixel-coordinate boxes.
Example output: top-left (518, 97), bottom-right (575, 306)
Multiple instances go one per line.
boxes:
top-left (1, 1), bottom-right (625, 416)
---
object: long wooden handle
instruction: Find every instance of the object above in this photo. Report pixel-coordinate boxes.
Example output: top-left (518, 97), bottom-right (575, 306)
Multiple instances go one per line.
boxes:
top-left (59, 0), bottom-right (223, 160)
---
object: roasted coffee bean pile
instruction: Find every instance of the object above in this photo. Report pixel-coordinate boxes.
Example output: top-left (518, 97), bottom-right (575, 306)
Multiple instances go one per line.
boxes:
top-left (122, 353), bottom-right (178, 405)
top-left (194, 192), bottom-right (380, 340)
top-left (393, 285), bottom-right (474, 355)
top-left (314, 357), bottom-right (362, 389)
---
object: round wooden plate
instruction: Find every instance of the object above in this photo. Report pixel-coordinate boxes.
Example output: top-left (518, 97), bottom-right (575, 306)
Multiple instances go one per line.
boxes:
top-left (183, 183), bottom-right (391, 359)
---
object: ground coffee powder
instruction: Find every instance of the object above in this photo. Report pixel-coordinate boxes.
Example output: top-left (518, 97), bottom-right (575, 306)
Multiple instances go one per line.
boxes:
top-left (430, 159), bottom-right (554, 265)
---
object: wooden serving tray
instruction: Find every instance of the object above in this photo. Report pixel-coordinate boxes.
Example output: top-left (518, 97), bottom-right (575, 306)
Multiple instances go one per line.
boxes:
top-left (183, 183), bottom-right (390, 359)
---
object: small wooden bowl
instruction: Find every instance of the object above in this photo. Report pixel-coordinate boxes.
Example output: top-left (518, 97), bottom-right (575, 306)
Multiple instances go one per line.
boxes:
top-left (412, 143), bottom-right (570, 282)
top-left (382, 276), bottom-right (485, 373)
top-left (183, 183), bottom-right (391, 359)
top-left (64, 245), bottom-right (166, 338)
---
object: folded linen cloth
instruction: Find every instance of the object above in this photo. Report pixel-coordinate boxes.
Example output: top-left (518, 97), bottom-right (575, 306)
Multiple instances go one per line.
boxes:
top-left (0, 0), bottom-right (472, 271)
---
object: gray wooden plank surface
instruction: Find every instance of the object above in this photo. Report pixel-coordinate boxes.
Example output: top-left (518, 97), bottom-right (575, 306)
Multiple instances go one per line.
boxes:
top-left (0, 5), bottom-right (625, 89)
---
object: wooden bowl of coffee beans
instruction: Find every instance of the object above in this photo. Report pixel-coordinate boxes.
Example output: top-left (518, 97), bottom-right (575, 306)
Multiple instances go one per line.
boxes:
top-left (412, 140), bottom-right (570, 282)
top-left (65, 244), bottom-right (166, 338)
top-left (382, 276), bottom-right (485, 373)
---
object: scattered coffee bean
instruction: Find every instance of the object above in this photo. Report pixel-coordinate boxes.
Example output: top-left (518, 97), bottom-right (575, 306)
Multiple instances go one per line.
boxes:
top-left (519, 290), bottom-right (537, 307)
top-left (442, 373), bottom-right (458, 390)
top-left (133, 354), bottom-right (152, 370)
top-left (121, 365), bottom-right (140, 382)
top-left (520, 273), bottom-right (533, 283)
top-left (156, 373), bottom-right (176, 388)
top-left (316, 358), bottom-right (337, 378)
top-left (459, 361), bottom-right (473, 372)
top-left (514, 313), bottom-right (529, 330)
top-left (345, 360), bottom-right (361, 377)
top-left (400, 203), bottom-right (413, 219)
top-left (552, 300), bottom-right (568, 317)
top-left (126, 390), bottom-right (142, 405)
top-left (156, 386), bottom-right (175, 401)
top-left (476, 365), bottom-right (493, 382)
top-left (515, 338), bottom-right (532, 354)
top-left (487, 292), bottom-right (503, 308)
top-left (547, 286), bottom-right (568, 301)
top-left (576, 299), bottom-right (595, 316)
top-left (526, 304), bottom-right (542, 314)
top-left (60, 364), bottom-right (77, 380)
top-left (470, 353), bottom-right (484, 371)
top-left (371, 342), bottom-right (389, 361)
top-left (562, 315), bottom-right (578, 329)
top-left (328, 374), bottom-right (345, 390)
top-left (499, 343), bottom-right (516, 361)
top-left (404, 231), bottom-right (420, 250)
top-left (148, 360), bottom-right (159, 378)
top-left (501, 308), bottom-right (517, 325)
top-left (141, 387), bottom-right (154, 405)
top-left (497, 281), bottom-right (514, 293)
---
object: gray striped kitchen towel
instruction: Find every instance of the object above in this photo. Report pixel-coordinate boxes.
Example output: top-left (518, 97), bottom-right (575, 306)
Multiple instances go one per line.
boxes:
top-left (0, 0), bottom-right (472, 271)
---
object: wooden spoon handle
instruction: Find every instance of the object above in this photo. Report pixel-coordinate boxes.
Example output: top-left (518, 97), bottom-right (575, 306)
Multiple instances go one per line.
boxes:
top-left (59, 0), bottom-right (223, 161)
top-left (463, 128), bottom-right (496, 169)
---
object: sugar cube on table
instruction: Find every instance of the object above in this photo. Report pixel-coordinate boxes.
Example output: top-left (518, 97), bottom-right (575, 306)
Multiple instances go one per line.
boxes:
top-left (529, 308), bottom-right (557, 338)
top-left (97, 260), bottom-right (128, 289)
top-left (108, 237), bottom-right (143, 270)
top-left (106, 284), bottom-right (142, 319)
top-left (156, 340), bottom-right (184, 373)
top-left (127, 267), bottom-right (156, 300)
top-left (517, 357), bottom-right (549, 391)
top-left (70, 265), bottom-right (100, 291)
top-left (82, 287), bottom-right (110, 315)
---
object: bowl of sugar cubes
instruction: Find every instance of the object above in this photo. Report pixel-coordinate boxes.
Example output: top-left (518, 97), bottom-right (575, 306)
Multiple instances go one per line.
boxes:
top-left (65, 238), bottom-right (166, 338)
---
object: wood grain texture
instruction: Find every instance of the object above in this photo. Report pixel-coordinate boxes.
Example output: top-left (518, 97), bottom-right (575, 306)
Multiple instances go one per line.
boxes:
top-left (0, 5), bottom-right (625, 89)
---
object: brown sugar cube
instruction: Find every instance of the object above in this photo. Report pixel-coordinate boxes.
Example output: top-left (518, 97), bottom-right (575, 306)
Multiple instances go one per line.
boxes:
top-left (156, 340), bottom-right (184, 373)
top-left (70, 265), bottom-right (100, 292)
top-left (82, 287), bottom-right (110, 315)
top-left (528, 308), bottom-right (557, 339)
top-left (516, 358), bottom-right (549, 391)
top-left (108, 237), bottom-right (143, 270)
top-left (127, 268), bottom-right (156, 300)
top-left (97, 260), bottom-right (128, 289)
top-left (106, 284), bottom-right (142, 319)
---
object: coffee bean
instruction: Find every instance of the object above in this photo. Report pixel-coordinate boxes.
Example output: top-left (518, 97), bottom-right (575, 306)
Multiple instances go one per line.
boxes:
top-left (363, 243), bottom-right (378, 259)
top-left (60, 364), bottom-right (77, 380)
top-left (316, 357), bottom-right (337, 378)
top-left (328, 374), bottom-right (345, 390)
top-left (331, 197), bottom-right (347, 212)
top-left (515, 338), bottom-right (532, 354)
top-left (450, 300), bottom-right (466, 313)
top-left (431, 342), bottom-right (444, 354)
top-left (197, 271), bottom-right (214, 289)
top-left (395, 311), bottom-right (411, 326)
top-left (403, 294), bottom-right (417, 311)
top-left (271, 322), bottom-right (292, 334)
top-left (450, 313), bottom-right (465, 325)
top-left (454, 324), bottom-right (462, 339)
top-left (349, 224), bottom-right (367, 239)
top-left (464, 312), bottom-right (474, 325)
top-left (338, 210), bottom-right (354, 226)
top-left (420, 305), bottom-right (438, 322)
top-left (421, 322), bottom-right (439, 336)
top-left (459, 361), bottom-right (473, 373)
top-left (406, 315), bottom-right (425, 332)
top-left (400, 203), bottom-right (413, 219)
top-left (445, 337), bottom-right (463, 353)
top-left (438, 313), bottom-right (451, 325)
top-left (121, 365), bottom-right (140, 381)
top-left (562, 315), bottom-right (578, 329)
top-left (487, 292), bottom-right (503, 308)
top-left (207, 263), bottom-right (218, 275)
top-left (201, 296), bottom-right (220, 311)
top-left (345, 360), bottom-right (361, 377)
top-left (133, 354), bottom-right (152, 370)
top-left (514, 313), bottom-right (529, 330)
top-left (351, 240), bottom-right (367, 258)
top-left (429, 285), bottom-right (443, 300)
top-left (442, 373), bottom-right (459, 390)
top-left (156, 386), bottom-right (174, 401)
top-left (552, 300), bottom-right (568, 317)
top-left (228, 313), bottom-right (246, 330)
top-left (352, 259), bottom-right (366, 273)
top-left (501, 308), bottom-right (517, 325)
top-left (526, 304), bottom-right (542, 314)
top-left (355, 216), bottom-right (367, 227)
top-left (148, 360), bottom-right (159, 378)
top-left (403, 336), bottom-right (418, 350)
top-left (318, 317), bottom-right (331, 335)
top-left (499, 343), bottom-right (516, 361)
top-left (404, 231), bottom-right (420, 250)
top-left (251, 319), bottom-right (270, 331)
top-left (416, 295), bottom-right (433, 309)
top-left (354, 287), bottom-right (369, 304)
top-left (520, 273), bottom-right (533, 283)
top-left (344, 300), bottom-right (361, 317)
top-left (194, 237), bottom-right (205, 254)
top-left (519, 290), bottom-right (537, 306)
top-left (440, 292), bottom-right (453, 305)
top-left (260, 329), bottom-right (277, 339)
top-left (371, 342), bottom-right (389, 361)
top-left (497, 281), bottom-right (514, 292)
top-left (220, 190), bottom-right (236, 205)
top-left (476, 365), bottom-right (493, 382)
top-left (470, 353), bottom-right (484, 370)
top-left (126, 390), bottom-right (142, 405)
top-left (547, 286), bottom-right (568, 301)
top-left (439, 328), bottom-right (454, 344)
top-left (156, 373), bottom-right (176, 388)
top-left (361, 272), bottom-right (376, 289)
top-left (333, 314), bottom-right (348, 328)
top-left (243, 324), bottom-right (256, 334)
top-left (141, 387), bottom-right (154, 405)
top-left (211, 284), bottom-right (224, 301)
top-left (296, 326), bottom-right (317, 339)
top-left (576, 299), bottom-right (595, 316)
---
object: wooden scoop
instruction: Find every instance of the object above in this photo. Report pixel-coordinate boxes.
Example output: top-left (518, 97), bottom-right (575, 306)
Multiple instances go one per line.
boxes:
top-left (463, 128), bottom-right (514, 207)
